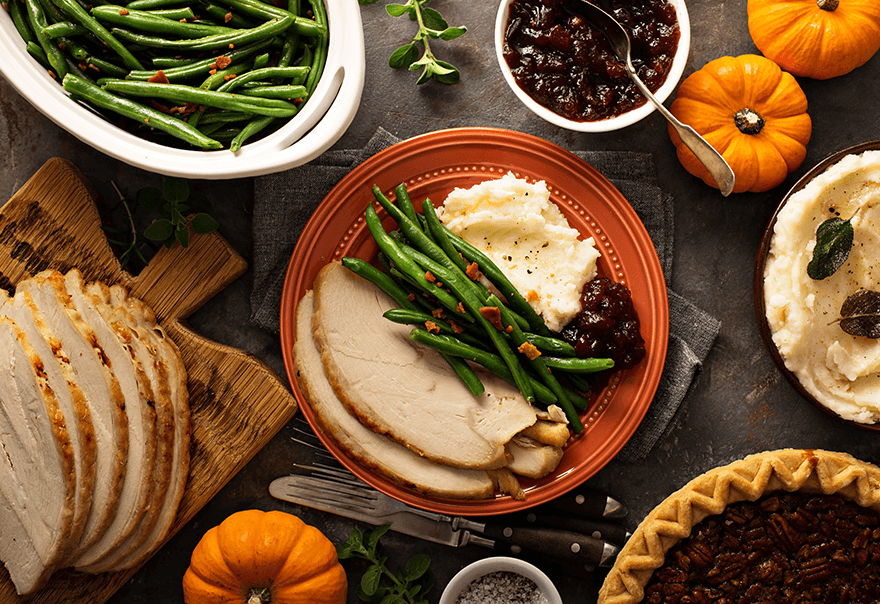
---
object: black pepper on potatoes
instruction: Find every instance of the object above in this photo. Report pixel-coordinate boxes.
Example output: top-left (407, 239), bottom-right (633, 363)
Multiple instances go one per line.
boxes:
top-left (643, 493), bottom-right (880, 604)
top-left (502, 0), bottom-right (680, 121)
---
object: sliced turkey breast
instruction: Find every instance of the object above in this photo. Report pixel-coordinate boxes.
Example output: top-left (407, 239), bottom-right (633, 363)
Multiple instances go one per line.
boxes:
top-left (94, 286), bottom-right (189, 572)
top-left (63, 271), bottom-right (158, 570)
top-left (0, 319), bottom-right (76, 594)
top-left (312, 262), bottom-right (538, 470)
top-left (0, 290), bottom-right (96, 556)
top-left (17, 271), bottom-right (129, 557)
top-left (505, 435), bottom-right (564, 479)
top-left (295, 291), bottom-right (495, 499)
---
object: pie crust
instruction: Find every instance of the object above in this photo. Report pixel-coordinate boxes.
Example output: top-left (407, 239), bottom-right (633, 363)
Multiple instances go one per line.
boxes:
top-left (598, 448), bottom-right (880, 604)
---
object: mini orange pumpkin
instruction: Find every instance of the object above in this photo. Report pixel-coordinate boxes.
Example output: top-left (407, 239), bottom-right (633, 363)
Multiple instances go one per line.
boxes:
top-left (182, 510), bottom-right (347, 604)
top-left (668, 54), bottom-right (812, 194)
top-left (748, 0), bottom-right (880, 80)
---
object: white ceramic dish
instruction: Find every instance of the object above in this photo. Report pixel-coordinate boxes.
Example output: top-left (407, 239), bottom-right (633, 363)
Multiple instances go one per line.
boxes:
top-left (495, 0), bottom-right (690, 133)
top-left (0, 0), bottom-right (365, 179)
top-left (439, 557), bottom-right (563, 604)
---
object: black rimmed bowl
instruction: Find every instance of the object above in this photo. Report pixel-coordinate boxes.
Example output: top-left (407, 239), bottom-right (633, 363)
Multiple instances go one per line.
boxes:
top-left (754, 139), bottom-right (880, 433)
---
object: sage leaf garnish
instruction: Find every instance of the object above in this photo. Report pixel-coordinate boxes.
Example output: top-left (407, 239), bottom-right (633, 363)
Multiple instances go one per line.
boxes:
top-left (838, 289), bottom-right (880, 339)
top-left (807, 216), bottom-right (854, 280)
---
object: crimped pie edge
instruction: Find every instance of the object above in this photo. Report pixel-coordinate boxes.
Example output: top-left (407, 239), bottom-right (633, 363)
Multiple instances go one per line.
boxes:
top-left (597, 448), bottom-right (880, 604)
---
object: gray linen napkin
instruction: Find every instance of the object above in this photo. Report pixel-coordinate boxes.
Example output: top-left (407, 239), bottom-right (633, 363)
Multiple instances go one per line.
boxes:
top-left (252, 128), bottom-right (720, 463)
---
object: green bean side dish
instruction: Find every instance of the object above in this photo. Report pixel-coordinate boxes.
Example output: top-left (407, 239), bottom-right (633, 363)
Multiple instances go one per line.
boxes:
top-left (5, 0), bottom-right (329, 151)
top-left (343, 183), bottom-right (617, 434)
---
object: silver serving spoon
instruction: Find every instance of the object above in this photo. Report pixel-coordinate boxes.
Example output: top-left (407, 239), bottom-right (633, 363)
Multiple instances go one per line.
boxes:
top-left (564, 0), bottom-right (735, 197)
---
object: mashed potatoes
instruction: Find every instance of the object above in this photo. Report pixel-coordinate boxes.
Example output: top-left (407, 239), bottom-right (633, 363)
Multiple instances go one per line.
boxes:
top-left (763, 151), bottom-right (880, 423)
top-left (438, 172), bottom-right (600, 332)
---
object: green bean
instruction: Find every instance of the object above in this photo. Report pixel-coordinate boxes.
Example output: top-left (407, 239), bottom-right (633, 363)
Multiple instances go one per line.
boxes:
top-left (51, 0), bottom-right (145, 70)
top-left (26, 40), bottom-right (52, 69)
top-left (57, 35), bottom-right (88, 60)
top-left (100, 79), bottom-right (300, 116)
top-left (562, 371), bottom-right (591, 395)
top-left (215, 65), bottom-right (309, 91)
top-left (88, 55), bottom-right (134, 77)
top-left (150, 55), bottom-right (200, 68)
top-left (409, 329), bottom-right (557, 406)
top-left (252, 51), bottom-right (269, 69)
top-left (200, 2), bottom-right (257, 28)
top-left (41, 20), bottom-right (88, 38)
top-left (237, 84), bottom-right (306, 100)
top-left (26, 0), bottom-right (67, 78)
top-left (341, 257), bottom-right (420, 312)
top-left (402, 243), bottom-right (535, 403)
top-left (487, 294), bottom-right (581, 431)
top-left (92, 5), bottom-right (234, 38)
top-left (111, 13), bottom-right (291, 51)
top-left (148, 6), bottom-right (195, 19)
top-left (197, 110), bottom-right (253, 124)
top-left (443, 225), bottom-right (553, 337)
top-left (9, 0), bottom-right (37, 44)
top-left (197, 58), bottom-right (252, 88)
top-left (302, 0), bottom-right (325, 96)
top-left (125, 36), bottom-right (271, 80)
top-left (442, 353), bottom-right (485, 397)
top-left (214, 0), bottom-right (323, 36)
top-left (421, 197), bottom-right (468, 272)
top-left (540, 356), bottom-right (615, 373)
top-left (229, 114), bottom-right (273, 151)
top-left (522, 333), bottom-right (576, 357)
top-left (126, 0), bottom-right (192, 9)
top-left (365, 204), bottom-right (470, 321)
top-left (62, 74), bottom-right (223, 148)
top-left (382, 308), bottom-right (488, 350)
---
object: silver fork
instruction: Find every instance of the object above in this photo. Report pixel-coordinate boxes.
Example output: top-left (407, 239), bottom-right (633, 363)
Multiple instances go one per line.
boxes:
top-left (288, 463), bottom-right (455, 524)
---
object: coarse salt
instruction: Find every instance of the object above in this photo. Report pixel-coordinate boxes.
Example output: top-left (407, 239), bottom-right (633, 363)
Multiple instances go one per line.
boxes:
top-left (454, 570), bottom-right (550, 604)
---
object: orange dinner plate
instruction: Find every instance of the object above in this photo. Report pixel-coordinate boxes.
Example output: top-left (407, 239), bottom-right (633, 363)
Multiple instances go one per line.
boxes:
top-left (279, 128), bottom-right (669, 515)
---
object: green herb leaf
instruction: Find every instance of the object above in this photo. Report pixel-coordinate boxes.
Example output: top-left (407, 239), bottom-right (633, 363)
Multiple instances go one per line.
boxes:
top-left (163, 177), bottom-right (189, 203)
top-left (421, 7), bottom-right (447, 30)
top-left (439, 26), bottom-right (466, 40)
top-left (405, 554), bottom-right (430, 580)
top-left (807, 216), bottom-right (854, 280)
top-left (136, 186), bottom-right (163, 209)
top-left (839, 289), bottom-right (880, 339)
top-left (361, 565), bottom-right (383, 596)
top-left (175, 223), bottom-right (190, 248)
top-left (385, 3), bottom-right (410, 17)
top-left (389, 43), bottom-right (419, 69)
top-left (144, 218), bottom-right (173, 242)
top-left (191, 212), bottom-right (219, 234)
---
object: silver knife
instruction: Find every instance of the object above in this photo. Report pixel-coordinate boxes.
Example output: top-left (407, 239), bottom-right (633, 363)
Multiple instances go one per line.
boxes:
top-left (269, 475), bottom-right (618, 571)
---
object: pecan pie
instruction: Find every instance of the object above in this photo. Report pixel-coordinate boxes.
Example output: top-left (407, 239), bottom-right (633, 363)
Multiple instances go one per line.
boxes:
top-left (598, 449), bottom-right (880, 604)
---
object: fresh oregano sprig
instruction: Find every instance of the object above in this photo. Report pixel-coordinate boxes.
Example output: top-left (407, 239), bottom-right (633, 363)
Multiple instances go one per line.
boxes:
top-left (139, 177), bottom-right (219, 249)
top-left (359, 0), bottom-right (466, 84)
top-left (102, 177), bottom-right (219, 270)
top-left (337, 524), bottom-right (433, 603)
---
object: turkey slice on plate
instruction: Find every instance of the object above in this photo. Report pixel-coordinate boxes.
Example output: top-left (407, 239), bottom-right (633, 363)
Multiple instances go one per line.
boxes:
top-left (311, 261), bottom-right (538, 470)
top-left (295, 290), bottom-right (496, 499)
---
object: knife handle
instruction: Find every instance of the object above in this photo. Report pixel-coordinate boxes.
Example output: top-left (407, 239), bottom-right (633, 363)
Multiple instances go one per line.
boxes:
top-left (550, 487), bottom-right (627, 519)
top-left (478, 523), bottom-right (617, 571)
top-left (491, 541), bottom-right (595, 578)
top-left (517, 511), bottom-right (630, 547)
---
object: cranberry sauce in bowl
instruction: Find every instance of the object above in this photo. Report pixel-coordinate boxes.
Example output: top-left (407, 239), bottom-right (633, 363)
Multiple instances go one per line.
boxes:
top-left (494, 0), bottom-right (690, 132)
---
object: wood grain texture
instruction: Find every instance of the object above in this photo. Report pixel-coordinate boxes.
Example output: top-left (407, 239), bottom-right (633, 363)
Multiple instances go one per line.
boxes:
top-left (0, 158), bottom-right (298, 603)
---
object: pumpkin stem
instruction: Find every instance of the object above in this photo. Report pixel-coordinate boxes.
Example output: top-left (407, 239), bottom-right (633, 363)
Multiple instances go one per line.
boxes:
top-left (247, 588), bottom-right (272, 604)
top-left (734, 108), bottom-right (765, 135)
top-left (816, 0), bottom-right (838, 11)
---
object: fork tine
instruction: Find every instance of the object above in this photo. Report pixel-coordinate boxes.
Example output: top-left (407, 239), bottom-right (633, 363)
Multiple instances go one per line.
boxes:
top-left (286, 475), bottom-right (379, 505)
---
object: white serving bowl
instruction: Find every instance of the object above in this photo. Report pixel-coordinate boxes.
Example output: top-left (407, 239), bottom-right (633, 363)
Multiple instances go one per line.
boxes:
top-left (0, 0), bottom-right (365, 179)
top-left (439, 557), bottom-right (563, 604)
top-left (495, 0), bottom-right (690, 132)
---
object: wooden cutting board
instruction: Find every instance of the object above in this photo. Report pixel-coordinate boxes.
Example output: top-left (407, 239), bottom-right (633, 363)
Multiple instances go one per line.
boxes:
top-left (0, 158), bottom-right (298, 603)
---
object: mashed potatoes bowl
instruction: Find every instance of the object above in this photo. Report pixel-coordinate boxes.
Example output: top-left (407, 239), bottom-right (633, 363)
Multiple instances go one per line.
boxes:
top-left (755, 140), bottom-right (880, 431)
top-left (0, 0), bottom-right (364, 179)
top-left (494, 0), bottom-right (690, 133)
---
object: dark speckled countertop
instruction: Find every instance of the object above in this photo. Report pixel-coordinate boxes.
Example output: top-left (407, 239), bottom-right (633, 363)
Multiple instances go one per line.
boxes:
top-left (1, 1), bottom-right (879, 602)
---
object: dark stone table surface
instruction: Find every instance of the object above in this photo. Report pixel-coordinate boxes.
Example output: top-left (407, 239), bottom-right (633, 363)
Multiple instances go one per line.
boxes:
top-left (1, 0), bottom-right (879, 602)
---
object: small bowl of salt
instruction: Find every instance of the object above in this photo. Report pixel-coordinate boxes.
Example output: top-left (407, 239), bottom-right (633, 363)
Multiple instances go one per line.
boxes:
top-left (439, 557), bottom-right (563, 604)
